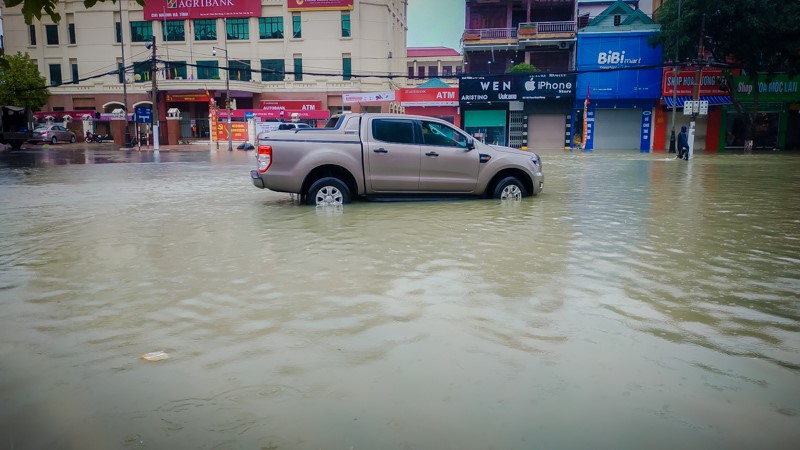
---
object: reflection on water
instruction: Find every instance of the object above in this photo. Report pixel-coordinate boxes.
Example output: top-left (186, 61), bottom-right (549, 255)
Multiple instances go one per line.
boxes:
top-left (0, 149), bottom-right (798, 449)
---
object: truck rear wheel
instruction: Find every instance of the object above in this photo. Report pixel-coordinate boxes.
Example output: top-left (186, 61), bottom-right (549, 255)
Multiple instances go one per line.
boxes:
top-left (306, 177), bottom-right (351, 206)
top-left (10, 141), bottom-right (23, 150)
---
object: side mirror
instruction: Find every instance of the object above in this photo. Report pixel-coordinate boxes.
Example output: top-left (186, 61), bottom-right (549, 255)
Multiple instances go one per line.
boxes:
top-left (466, 137), bottom-right (475, 150)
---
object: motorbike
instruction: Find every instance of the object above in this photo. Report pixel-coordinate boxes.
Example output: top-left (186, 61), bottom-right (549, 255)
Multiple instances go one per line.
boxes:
top-left (85, 132), bottom-right (110, 143)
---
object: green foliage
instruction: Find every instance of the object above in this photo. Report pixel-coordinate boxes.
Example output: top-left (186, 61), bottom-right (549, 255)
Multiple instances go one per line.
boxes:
top-left (506, 63), bottom-right (540, 74)
top-left (3, 0), bottom-right (145, 24)
top-left (0, 52), bottom-right (50, 111)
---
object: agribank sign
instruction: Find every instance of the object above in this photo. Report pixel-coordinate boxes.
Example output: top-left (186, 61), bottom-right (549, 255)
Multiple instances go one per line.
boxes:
top-left (144, 0), bottom-right (260, 20)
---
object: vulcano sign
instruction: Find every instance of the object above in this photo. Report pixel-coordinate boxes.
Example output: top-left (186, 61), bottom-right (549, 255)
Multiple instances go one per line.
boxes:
top-left (144, 0), bottom-right (261, 20)
top-left (460, 74), bottom-right (576, 103)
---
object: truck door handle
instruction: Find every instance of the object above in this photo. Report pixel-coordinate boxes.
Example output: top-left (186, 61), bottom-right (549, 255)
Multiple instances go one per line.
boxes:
top-left (425, 152), bottom-right (439, 157)
top-left (373, 148), bottom-right (388, 153)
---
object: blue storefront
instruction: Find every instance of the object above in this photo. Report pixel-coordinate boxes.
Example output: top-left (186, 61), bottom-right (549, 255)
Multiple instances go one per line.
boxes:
top-left (574, 31), bottom-right (662, 151)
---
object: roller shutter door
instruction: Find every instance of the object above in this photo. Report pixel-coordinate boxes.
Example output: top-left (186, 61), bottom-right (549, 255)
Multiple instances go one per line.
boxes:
top-left (528, 114), bottom-right (566, 151)
top-left (593, 109), bottom-right (641, 150)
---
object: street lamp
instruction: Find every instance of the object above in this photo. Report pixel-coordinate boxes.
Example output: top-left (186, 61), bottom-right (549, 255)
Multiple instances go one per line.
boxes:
top-left (118, 0), bottom-right (131, 147)
top-left (212, 43), bottom-right (233, 151)
top-left (669, 0), bottom-right (682, 154)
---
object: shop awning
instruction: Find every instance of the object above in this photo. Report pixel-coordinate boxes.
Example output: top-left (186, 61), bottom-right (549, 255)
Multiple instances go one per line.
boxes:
top-left (663, 95), bottom-right (733, 108)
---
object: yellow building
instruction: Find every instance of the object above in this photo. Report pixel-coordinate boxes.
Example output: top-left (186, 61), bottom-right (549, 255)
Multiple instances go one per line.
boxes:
top-left (0, 0), bottom-right (408, 140)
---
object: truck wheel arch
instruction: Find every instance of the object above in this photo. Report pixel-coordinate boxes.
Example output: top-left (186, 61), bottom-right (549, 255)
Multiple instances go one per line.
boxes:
top-left (301, 165), bottom-right (359, 200)
top-left (485, 169), bottom-right (534, 198)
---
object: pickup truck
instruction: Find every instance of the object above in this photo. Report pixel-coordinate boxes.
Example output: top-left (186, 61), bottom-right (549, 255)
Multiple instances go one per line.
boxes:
top-left (250, 113), bottom-right (544, 205)
top-left (0, 105), bottom-right (35, 150)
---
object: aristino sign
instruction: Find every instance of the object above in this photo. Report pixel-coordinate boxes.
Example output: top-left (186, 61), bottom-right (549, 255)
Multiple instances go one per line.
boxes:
top-left (144, 0), bottom-right (261, 20)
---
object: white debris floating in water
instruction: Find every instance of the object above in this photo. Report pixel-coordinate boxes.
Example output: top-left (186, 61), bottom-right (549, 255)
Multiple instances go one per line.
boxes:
top-left (140, 351), bottom-right (170, 362)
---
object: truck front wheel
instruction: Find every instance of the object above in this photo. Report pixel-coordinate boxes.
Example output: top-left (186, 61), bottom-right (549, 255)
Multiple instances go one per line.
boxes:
top-left (492, 176), bottom-right (527, 200)
top-left (306, 177), bottom-right (351, 206)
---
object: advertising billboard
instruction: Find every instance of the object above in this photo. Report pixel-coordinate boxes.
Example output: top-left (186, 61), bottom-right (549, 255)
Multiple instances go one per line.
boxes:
top-left (731, 74), bottom-right (800, 102)
top-left (144, 0), bottom-right (261, 20)
top-left (288, 0), bottom-right (354, 11)
top-left (259, 100), bottom-right (323, 111)
top-left (662, 68), bottom-right (729, 96)
top-left (459, 74), bottom-right (576, 103)
top-left (576, 32), bottom-right (663, 99)
top-left (399, 88), bottom-right (459, 106)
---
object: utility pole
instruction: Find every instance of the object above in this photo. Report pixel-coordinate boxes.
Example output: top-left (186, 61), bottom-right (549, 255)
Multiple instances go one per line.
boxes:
top-left (687, 12), bottom-right (705, 160)
top-left (119, 0), bottom-right (131, 147)
top-left (668, 0), bottom-right (681, 153)
top-left (224, 18), bottom-right (232, 151)
top-left (149, 36), bottom-right (160, 150)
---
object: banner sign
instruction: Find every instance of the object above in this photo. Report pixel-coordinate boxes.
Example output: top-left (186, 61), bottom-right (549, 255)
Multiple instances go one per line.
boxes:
top-left (259, 100), bottom-right (323, 111)
top-left (399, 88), bottom-right (459, 106)
top-left (732, 74), bottom-right (800, 102)
top-left (144, 0), bottom-right (261, 20)
top-left (584, 109), bottom-right (595, 151)
top-left (219, 109), bottom-right (330, 120)
top-left (519, 73), bottom-right (576, 100)
top-left (166, 94), bottom-right (211, 103)
top-left (342, 91), bottom-right (395, 103)
top-left (662, 68), bottom-right (728, 96)
top-left (288, 0), bottom-right (354, 11)
top-left (576, 32), bottom-right (663, 100)
top-left (639, 110), bottom-right (652, 152)
top-left (216, 121), bottom-right (248, 141)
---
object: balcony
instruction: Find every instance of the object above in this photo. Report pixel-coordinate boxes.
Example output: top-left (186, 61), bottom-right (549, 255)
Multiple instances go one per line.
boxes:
top-left (463, 21), bottom-right (576, 51)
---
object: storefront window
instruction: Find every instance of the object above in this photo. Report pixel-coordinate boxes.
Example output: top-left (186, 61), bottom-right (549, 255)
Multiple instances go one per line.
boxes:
top-left (464, 110), bottom-right (506, 146)
top-left (727, 112), bottom-right (779, 149)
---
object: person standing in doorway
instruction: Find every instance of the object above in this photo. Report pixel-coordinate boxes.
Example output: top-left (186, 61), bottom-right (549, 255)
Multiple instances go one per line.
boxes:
top-left (677, 125), bottom-right (689, 160)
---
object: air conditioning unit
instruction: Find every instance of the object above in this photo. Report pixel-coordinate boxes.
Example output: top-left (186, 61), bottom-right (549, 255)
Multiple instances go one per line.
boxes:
top-left (175, 76), bottom-right (183, 80)
top-left (558, 42), bottom-right (569, 50)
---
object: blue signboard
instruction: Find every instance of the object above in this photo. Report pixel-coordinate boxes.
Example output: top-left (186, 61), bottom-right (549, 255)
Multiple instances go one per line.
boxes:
top-left (135, 106), bottom-right (152, 123)
top-left (576, 31), bottom-right (663, 101)
top-left (585, 109), bottom-right (595, 151)
top-left (245, 111), bottom-right (254, 119)
top-left (640, 110), bottom-right (652, 152)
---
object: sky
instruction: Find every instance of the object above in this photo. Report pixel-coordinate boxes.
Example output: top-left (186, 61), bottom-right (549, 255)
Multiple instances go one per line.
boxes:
top-left (406, 0), bottom-right (465, 52)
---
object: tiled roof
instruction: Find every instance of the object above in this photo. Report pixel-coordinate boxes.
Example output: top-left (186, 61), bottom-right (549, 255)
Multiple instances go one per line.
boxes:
top-left (407, 47), bottom-right (462, 58)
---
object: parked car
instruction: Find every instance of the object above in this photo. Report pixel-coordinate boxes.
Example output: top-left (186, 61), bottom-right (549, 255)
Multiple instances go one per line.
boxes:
top-left (277, 122), bottom-right (312, 130)
top-left (251, 113), bottom-right (544, 206)
top-left (30, 124), bottom-right (76, 144)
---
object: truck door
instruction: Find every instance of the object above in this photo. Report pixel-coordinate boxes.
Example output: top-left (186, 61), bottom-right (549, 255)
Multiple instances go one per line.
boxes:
top-left (418, 119), bottom-right (479, 193)
top-left (366, 118), bottom-right (420, 192)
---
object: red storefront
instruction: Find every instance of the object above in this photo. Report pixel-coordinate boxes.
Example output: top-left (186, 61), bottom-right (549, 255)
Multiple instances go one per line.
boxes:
top-left (398, 87), bottom-right (460, 127)
top-left (654, 67), bottom-right (732, 152)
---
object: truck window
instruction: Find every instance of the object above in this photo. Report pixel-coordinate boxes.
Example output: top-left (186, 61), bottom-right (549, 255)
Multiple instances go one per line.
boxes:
top-left (372, 119), bottom-right (415, 144)
top-left (421, 120), bottom-right (469, 148)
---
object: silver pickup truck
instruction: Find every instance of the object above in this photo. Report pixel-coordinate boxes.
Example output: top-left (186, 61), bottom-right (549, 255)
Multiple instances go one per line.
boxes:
top-left (250, 113), bottom-right (543, 206)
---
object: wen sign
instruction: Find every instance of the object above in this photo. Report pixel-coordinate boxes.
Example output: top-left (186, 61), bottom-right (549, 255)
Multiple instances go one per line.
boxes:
top-left (288, 0), bottom-right (354, 11)
top-left (144, 0), bottom-right (261, 20)
top-left (399, 88), bottom-right (459, 106)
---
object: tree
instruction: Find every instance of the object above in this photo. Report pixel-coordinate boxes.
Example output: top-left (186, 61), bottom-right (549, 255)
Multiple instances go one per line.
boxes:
top-left (652, 0), bottom-right (800, 151)
top-left (506, 63), bottom-right (540, 74)
top-left (0, 52), bottom-right (50, 111)
top-left (3, 0), bottom-right (144, 25)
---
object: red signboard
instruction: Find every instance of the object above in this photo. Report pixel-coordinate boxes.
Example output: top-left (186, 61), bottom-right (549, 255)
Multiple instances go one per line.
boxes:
top-left (662, 68), bottom-right (728, 96)
top-left (166, 94), bottom-right (211, 103)
top-left (288, 0), bottom-right (354, 11)
top-left (259, 100), bottom-right (323, 111)
top-left (216, 121), bottom-right (248, 141)
top-left (144, 0), bottom-right (261, 20)
top-left (399, 88), bottom-right (459, 106)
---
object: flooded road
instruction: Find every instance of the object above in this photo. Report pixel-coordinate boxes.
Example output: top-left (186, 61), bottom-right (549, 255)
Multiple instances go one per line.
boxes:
top-left (1, 147), bottom-right (798, 449)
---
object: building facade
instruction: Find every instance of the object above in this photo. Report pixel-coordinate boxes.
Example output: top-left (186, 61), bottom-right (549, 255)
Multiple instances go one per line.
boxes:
top-left (0, 0), bottom-right (407, 142)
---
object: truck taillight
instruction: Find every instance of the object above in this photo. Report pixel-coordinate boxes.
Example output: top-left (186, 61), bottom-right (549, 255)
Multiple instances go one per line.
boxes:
top-left (257, 145), bottom-right (272, 173)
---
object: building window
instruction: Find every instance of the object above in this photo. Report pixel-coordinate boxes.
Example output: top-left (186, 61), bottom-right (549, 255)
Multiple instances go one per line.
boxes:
top-left (197, 60), bottom-right (219, 79)
top-left (71, 60), bottom-right (79, 83)
top-left (115, 22), bottom-right (122, 43)
top-left (261, 59), bottom-right (285, 81)
top-left (165, 61), bottom-right (187, 79)
top-left (293, 56), bottom-right (303, 81)
top-left (194, 19), bottom-right (216, 41)
top-left (292, 13), bottom-right (302, 39)
top-left (49, 64), bottom-right (62, 86)
top-left (456, 66), bottom-right (462, 75)
top-left (408, 67), bottom-right (414, 78)
top-left (162, 20), bottom-right (185, 41)
top-left (417, 66), bottom-right (425, 78)
top-left (117, 61), bottom-right (125, 83)
top-left (130, 21), bottom-right (153, 42)
top-left (614, 15), bottom-right (621, 26)
top-left (343, 55), bottom-right (352, 81)
top-left (133, 60), bottom-right (151, 82)
top-left (259, 17), bottom-right (283, 39)
top-left (68, 23), bottom-right (76, 44)
top-left (429, 66), bottom-right (438, 78)
top-left (29, 25), bottom-right (36, 45)
top-left (229, 60), bottom-right (251, 81)
top-left (442, 66), bottom-right (452, 76)
top-left (45, 25), bottom-right (58, 45)
top-left (341, 12), bottom-right (351, 37)
top-left (226, 18), bottom-right (249, 40)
